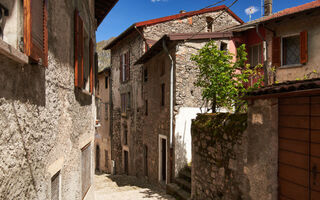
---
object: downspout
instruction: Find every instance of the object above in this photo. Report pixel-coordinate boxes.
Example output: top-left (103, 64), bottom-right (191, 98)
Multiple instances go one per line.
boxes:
top-left (162, 38), bottom-right (174, 148)
top-left (256, 24), bottom-right (268, 85)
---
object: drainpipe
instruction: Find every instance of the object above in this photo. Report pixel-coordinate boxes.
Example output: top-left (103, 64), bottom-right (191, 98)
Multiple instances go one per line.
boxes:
top-left (256, 24), bottom-right (268, 86)
top-left (162, 38), bottom-right (174, 148)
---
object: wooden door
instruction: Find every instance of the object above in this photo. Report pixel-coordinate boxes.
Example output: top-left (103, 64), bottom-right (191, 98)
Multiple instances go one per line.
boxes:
top-left (278, 96), bottom-right (320, 199)
top-left (124, 150), bottom-right (128, 175)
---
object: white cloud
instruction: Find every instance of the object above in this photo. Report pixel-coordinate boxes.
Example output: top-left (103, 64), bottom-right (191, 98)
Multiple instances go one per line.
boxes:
top-left (245, 6), bottom-right (258, 15)
top-left (151, 0), bottom-right (168, 2)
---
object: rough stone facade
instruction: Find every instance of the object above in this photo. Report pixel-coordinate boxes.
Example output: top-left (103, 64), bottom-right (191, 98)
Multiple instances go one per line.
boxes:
top-left (143, 11), bottom-right (240, 41)
top-left (109, 8), bottom-right (241, 183)
top-left (0, 0), bottom-right (106, 199)
top-left (191, 99), bottom-right (278, 200)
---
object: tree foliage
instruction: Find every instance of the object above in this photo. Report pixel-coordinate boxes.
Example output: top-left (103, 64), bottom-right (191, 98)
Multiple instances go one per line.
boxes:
top-left (191, 41), bottom-right (263, 113)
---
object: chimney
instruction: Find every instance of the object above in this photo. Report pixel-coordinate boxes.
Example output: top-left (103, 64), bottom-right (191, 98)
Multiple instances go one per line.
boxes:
top-left (179, 10), bottom-right (186, 14)
top-left (264, 0), bottom-right (272, 16)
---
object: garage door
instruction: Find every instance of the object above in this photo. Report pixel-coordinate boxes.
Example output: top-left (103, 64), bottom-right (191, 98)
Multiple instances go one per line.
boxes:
top-left (279, 96), bottom-right (320, 200)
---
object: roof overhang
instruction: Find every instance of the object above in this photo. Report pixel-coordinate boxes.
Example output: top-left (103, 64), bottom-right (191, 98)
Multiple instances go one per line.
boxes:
top-left (220, 1), bottom-right (320, 32)
top-left (135, 32), bottom-right (234, 65)
top-left (246, 78), bottom-right (320, 100)
top-left (95, 0), bottom-right (119, 26)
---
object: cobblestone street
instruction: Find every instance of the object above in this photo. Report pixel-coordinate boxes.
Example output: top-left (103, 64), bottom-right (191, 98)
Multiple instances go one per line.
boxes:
top-left (94, 173), bottom-right (175, 200)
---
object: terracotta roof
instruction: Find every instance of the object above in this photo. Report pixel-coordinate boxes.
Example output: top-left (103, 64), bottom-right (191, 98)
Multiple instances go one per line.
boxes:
top-left (95, 0), bottom-right (119, 26)
top-left (104, 5), bottom-right (243, 50)
top-left (220, 0), bottom-right (320, 32)
top-left (246, 78), bottom-right (320, 99)
top-left (135, 32), bottom-right (234, 65)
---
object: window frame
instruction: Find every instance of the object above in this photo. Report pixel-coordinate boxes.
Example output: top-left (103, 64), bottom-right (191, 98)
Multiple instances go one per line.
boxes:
top-left (51, 170), bottom-right (61, 200)
top-left (121, 93), bottom-right (127, 114)
top-left (248, 43), bottom-right (262, 68)
top-left (281, 33), bottom-right (302, 68)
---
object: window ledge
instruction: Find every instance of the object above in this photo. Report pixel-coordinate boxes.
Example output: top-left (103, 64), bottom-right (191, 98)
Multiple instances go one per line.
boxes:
top-left (279, 64), bottom-right (303, 69)
top-left (0, 39), bottom-right (28, 65)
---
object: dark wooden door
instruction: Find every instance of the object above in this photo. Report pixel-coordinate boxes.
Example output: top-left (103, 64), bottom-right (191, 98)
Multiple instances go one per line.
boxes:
top-left (96, 145), bottom-right (100, 171)
top-left (161, 138), bottom-right (167, 181)
top-left (124, 150), bottom-right (128, 175)
top-left (278, 96), bottom-right (320, 200)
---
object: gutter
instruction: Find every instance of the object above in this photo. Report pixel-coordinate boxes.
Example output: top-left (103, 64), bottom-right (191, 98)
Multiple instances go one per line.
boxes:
top-left (162, 39), bottom-right (174, 148)
top-left (255, 24), bottom-right (268, 86)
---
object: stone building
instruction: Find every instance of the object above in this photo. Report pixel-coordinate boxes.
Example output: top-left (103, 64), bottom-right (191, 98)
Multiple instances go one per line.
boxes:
top-left (191, 1), bottom-right (320, 199)
top-left (104, 5), bottom-right (242, 182)
top-left (95, 67), bottom-right (112, 173)
top-left (135, 32), bottom-right (237, 199)
top-left (0, 0), bottom-right (117, 199)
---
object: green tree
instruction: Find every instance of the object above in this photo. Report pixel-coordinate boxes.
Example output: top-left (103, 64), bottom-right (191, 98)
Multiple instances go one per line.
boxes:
top-left (191, 41), bottom-right (263, 113)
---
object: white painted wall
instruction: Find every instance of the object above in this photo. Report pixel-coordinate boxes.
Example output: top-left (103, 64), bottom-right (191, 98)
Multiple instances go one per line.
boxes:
top-left (174, 107), bottom-right (228, 176)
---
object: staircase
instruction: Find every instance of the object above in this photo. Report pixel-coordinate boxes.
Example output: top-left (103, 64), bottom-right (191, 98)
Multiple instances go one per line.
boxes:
top-left (167, 166), bottom-right (191, 200)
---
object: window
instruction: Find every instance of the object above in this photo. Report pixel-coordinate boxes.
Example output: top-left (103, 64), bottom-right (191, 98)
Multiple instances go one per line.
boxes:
top-left (272, 31), bottom-right (308, 67)
top-left (105, 76), bottom-right (108, 89)
top-left (25, 0), bottom-right (49, 65)
top-left (51, 171), bottom-right (61, 200)
top-left (74, 11), bottom-right (95, 93)
top-left (145, 100), bottom-right (148, 116)
top-left (249, 44), bottom-right (262, 67)
top-left (121, 94), bottom-right (126, 113)
top-left (123, 128), bottom-right (128, 145)
top-left (206, 17), bottom-right (213, 32)
top-left (81, 143), bottom-right (92, 198)
top-left (127, 92), bottom-right (131, 109)
top-left (161, 84), bottom-right (165, 106)
top-left (282, 35), bottom-right (300, 66)
top-left (144, 68), bottom-right (148, 82)
top-left (120, 51), bottom-right (130, 83)
top-left (220, 42), bottom-right (228, 51)
top-left (104, 104), bottom-right (108, 120)
top-left (96, 98), bottom-right (101, 121)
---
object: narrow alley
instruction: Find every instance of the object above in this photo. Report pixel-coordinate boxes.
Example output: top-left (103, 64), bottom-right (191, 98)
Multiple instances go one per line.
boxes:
top-left (94, 174), bottom-right (175, 200)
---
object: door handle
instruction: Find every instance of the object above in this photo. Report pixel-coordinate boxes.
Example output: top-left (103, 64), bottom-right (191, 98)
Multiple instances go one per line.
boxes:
top-left (312, 164), bottom-right (317, 185)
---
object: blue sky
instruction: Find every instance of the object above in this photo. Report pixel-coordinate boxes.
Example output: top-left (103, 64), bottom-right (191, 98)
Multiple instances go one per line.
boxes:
top-left (96, 0), bottom-right (314, 42)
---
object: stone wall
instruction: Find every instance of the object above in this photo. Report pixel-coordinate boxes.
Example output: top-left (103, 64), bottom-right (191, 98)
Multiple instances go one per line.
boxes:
top-left (143, 11), bottom-right (240, 41)
top-left (0, 0), bottom-right (97, 199)
top-left (110, 31), bottom-right (145, 176)
top-left (191, 98), bottom-right (278, 200)
top-left (109, 7), bottom-right (241, 182)
top-left (142, 49), bottom-right (174, 183)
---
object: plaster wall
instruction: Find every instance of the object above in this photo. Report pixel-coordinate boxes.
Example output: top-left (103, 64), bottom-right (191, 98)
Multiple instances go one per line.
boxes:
top-left (95, 72), bottom-right (112, 173)
top-left (270, 14), bottom-right (320, 82)
top-left (0, 0), bottom-right (97, 199)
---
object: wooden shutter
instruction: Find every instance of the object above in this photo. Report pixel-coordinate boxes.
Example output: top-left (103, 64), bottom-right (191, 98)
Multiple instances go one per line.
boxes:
top-left (126, 51), bottom-right (130, 81)
top-left (120, 54), bottom-right (123, 83)
top-left (74, 10), bottom-right (84, 88)
top-left (24, 0), bottom-right (48, 66)
top-left (272, 37), bottom-right (281, 67)
top-left (300, 31), bottom-right (308, 64)
top-left (89, 39), bottom-right (94, 93)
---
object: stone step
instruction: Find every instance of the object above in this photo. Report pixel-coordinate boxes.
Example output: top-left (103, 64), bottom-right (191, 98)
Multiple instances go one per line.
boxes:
top-left (175, 177), bottom-right (191, 192)
top-left (167, 183), bottom-right (191, 200)
top-left (179, 169), bottom-right (191, 181)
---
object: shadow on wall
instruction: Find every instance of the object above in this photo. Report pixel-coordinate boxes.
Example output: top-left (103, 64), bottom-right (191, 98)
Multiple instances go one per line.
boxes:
top-left (0, 0), bottom-right (15, 40)
top-left (175, 134), bottom-right (188, 175)
top-left (0, 55), bottom-right (46, 106)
